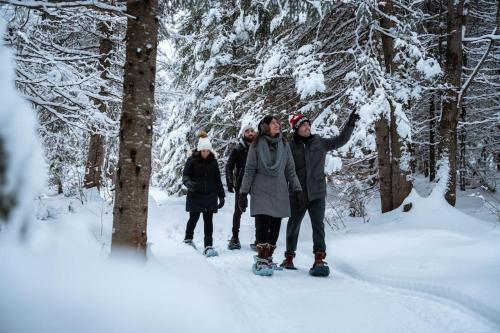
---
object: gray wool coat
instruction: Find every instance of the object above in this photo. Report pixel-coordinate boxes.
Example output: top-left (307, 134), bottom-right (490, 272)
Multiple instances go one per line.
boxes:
top-left (239, 138), bottom-right (302, 218)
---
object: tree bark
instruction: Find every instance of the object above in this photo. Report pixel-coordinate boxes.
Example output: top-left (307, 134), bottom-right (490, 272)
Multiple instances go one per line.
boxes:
top-left (459, 106), bottom-right (466, 191)
top-left (439, 0), bottom-right (464, 206)
top-left (375, 118), bottom-right (393, 213)
top-left (389, 104), bottom-right (412, 209)
top-left (111, 0), bottom-right (159, 256)
top-left (375, 0), bottom-right (412, 212)
top-left (84, 21), bottom-right (112, 190)
top-left (429, 96), bottom-right (436, 181)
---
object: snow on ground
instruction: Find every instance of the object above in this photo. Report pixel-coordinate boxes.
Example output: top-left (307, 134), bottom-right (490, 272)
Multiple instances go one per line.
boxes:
top-left (1, 183), bottom-right (500, 333)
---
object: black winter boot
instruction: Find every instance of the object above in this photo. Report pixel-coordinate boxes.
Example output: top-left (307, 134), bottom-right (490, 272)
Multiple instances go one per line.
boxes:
top-left (228, 237), bottom-right (241, 250)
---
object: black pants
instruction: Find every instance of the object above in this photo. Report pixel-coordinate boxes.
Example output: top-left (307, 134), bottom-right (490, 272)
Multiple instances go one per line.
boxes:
top-left (185, 212), bottom-right (213, 247)
top-left (255, 215), bottom-right (282, 246)
top-left (231, 191), bottom-right (243, 239)
top-left (285, 197), bottom-right (326, 253)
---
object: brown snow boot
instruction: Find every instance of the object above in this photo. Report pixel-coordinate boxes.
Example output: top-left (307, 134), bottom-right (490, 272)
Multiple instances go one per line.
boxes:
top-left (256, 243), bottom-right (269, 259)
top-left (253, 243), bottom-right (273, 276)
top-left (309, 252), bottom-right (330, 277)
top-left (280, 251), bottom-right (297, 270)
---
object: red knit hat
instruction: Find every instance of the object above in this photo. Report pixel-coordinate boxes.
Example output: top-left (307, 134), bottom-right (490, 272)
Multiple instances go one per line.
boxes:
top-left (289, 113), bottom-right (310, 132)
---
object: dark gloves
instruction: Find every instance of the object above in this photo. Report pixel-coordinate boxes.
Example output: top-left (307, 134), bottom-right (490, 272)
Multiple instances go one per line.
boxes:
top-left (227, 183), bottom-right (234, 193)
top-left (294, 191), bottom-right (306, 210)
top-left (238, 193), bottom-right (248, 212)
top-left (218, 197), bottom-right (225, 209)
top-left (347, 111), bottom-right (360, 127)
top-left (185, 180), bottom-right (197, 192)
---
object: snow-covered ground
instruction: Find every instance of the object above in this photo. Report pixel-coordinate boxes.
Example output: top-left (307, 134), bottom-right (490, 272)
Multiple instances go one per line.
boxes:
top-left (1, 183), bottom-right (499, 333)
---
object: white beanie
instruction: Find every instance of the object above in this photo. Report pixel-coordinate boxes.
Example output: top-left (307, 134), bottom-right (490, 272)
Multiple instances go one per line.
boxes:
top-left (239, 124), bottom-right (255, 136)
top-left (197, 131), bottom-right (213, 151)
top-left (197, 136), bottom-right (213, 151)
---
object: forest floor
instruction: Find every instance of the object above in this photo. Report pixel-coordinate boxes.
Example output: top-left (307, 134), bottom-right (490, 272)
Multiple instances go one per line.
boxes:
top-left (1, 179), bottom-right (500, 333)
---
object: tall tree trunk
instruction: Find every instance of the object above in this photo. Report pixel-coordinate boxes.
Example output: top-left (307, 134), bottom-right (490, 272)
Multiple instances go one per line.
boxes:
top-left (429, 96), bottom-right (436, 181)
top-left (439, 0), bottom-right (464, 206)
top-left (375, 118), bottom-right (393, 213)
top-left (375, 0), bottom-right (412, 212)
top-left (84, 22), bottom-right (113, 189)
top-left (389, 104), bottom-right (412, 209)
top-left (111, 0), bottom-right (159, 256)
top-left (459, 106), bottom-right (466, 191)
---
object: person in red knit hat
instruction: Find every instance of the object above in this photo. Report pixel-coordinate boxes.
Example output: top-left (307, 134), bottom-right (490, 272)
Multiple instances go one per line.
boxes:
top-left (283, 111), bottom-right (359, 276)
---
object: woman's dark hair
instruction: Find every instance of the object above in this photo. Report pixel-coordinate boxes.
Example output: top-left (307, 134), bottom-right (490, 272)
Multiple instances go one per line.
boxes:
top-left (192, 149), bottom-right (215, 160)
top-left (253, 115), bottom-right (287, 147)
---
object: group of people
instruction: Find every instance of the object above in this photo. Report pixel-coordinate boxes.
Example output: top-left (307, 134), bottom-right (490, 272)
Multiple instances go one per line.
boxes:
top-left (182, 111), bottom-right (359, 276)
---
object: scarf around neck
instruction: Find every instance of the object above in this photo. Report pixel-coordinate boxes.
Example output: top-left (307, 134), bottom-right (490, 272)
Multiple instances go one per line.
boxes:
top-left (256, 133), bottom-right (284, 177)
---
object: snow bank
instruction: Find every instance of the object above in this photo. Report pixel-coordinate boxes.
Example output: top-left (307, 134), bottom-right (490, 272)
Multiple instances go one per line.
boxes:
top-left (0, 190), bottom-right (249, 333)
top-left (0, 246), bottom-right (244, 333)
top-left (330, 189), bottom-right (500, 331)
top-left (0, 19), bottom-right (44, 237)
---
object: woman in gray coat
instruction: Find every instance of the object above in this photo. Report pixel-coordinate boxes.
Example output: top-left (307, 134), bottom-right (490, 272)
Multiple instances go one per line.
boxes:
top-left (239, 115), bottom-right (303, 276)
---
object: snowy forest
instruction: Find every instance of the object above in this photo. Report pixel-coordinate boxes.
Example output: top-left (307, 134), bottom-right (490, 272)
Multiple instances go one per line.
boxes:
top-left (1, 0), bottom-right (500, 332)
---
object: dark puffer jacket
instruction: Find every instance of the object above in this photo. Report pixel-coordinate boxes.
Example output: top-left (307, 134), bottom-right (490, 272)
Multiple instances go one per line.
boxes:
top-left (225, 137), bottom-right (250, 191)
top-left (289, 123), bottom-right (355, 202)
top-left (183, 151), bottom-right (225, 213)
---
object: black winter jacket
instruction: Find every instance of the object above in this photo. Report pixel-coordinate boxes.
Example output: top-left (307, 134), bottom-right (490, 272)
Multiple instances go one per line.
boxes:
top-left (183, 151), bottom-right (225, 213)
top-left (225, 137), bottom-right (250, 191)
top-left (289, 123), bottom-right (355, 201)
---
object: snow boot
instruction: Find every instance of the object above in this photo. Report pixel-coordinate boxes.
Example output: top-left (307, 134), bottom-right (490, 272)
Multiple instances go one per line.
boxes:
top-left (204, 246), bottom-right (219, 257)
top-left (183, 239), bottom-right (197, 250)
top-left (309, 252), bottom-right (330, 277)
top-left (280, 251), bottom-right (297, 270)
top-left (252, 243), bottom-right (273, 276)
top-left (228, 237), bottom-right (241, 250)
top-left (268, 245), bottom-right (283, 270)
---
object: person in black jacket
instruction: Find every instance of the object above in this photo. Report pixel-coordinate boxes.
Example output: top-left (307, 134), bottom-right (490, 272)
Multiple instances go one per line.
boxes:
top-left (281, 112), bottom-right (359, 276)
top-left (183, 131), bottom-right (225, 257)
top-left (225, 125), bottom-right (255, 250)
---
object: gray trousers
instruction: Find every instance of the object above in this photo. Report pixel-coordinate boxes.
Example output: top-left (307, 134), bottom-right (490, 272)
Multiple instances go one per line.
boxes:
top-left (285, 197), bottom-right (326, 253)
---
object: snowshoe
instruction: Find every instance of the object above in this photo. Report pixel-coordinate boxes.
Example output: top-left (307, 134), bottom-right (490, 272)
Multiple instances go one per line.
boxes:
top-left (204, 246), bottom-right (219, 257)
top-left (309, 252), bottom-right (330, 277)
top-left (183, 239), bottom-right (197, 250)
top-left (268, 259), bottom-right (283, 271)
top-left (252, 243), bottom-right (274, 276)
top-left (309, 265), bottom-right (330, 277)
top-left (228, 238), bottom-right (241, 250)
top-left (252, 259), bottom-right (273, 276)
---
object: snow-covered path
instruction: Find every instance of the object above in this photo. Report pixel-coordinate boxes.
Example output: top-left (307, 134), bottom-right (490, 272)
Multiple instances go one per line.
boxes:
top-left (148, 191), bottom-right (500, 333)
top-left (1, 188), bottom-right (499, 333)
